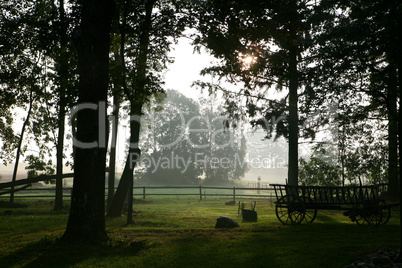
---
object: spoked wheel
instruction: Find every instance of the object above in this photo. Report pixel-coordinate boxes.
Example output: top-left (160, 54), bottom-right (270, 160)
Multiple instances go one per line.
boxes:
top-left (353, 202), bottom-right (367, 225)
top-left (378, 200), bottom-right (391, 224)
top-left (365, 199), bottom-right (383, 226)
top-left (302, 196), bottom-right (317, 224)
top-left (288, 196), bottom-right (305, 224)
top-left (354, 200), bottom-right (382, 226)
top-left (275, 195), bottom-right (305, 225)
top-left (365, 208), bottom-right (382, 226)
top-left (275, 197), bottom-right (291, 225)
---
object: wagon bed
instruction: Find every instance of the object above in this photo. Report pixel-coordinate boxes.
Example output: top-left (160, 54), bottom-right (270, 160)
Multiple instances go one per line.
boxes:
top-left (269, 183), bottom-right (397, 225)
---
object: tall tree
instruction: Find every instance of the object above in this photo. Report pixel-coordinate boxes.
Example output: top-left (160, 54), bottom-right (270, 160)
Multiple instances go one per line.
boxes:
top-left (54, 0), bottom-right (68, 210)
top-left (194, 0), bottom-right (317, 185)
top-left (139, 90), bottom-right (204, 185)
top-left (310, 0), bottom-right (401, 197)
top-left (61, 0), bottom-right (115, 243)
top-left (108, 0), bottom-right (188, 217)
top-left (108, 0), bottom-right (157, 218)
top-left (0, 0), bottom-right (56, 201)
top-left (198, 96), bottom-right (248, 184)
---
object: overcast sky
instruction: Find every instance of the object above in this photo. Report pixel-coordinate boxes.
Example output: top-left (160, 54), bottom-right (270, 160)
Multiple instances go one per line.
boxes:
top-left (163, 37), bottom-right (215, 100)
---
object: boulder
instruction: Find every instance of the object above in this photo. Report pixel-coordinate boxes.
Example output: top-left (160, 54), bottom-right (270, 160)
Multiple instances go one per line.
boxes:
top-left (215, 216), bottom-right (239, 228)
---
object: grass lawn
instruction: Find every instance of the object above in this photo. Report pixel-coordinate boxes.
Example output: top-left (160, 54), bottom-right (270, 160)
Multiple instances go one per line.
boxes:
top-left (0, 197), bottom-right (399, 267)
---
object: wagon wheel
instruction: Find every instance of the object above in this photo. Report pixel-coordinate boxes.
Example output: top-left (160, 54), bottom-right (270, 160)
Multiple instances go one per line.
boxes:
top-left (378, 199), bottom-right (391, 224)
top-left (364, 201), bottom-right (382, 226)
top-left (353, 202), bottom-right (367, 225)
top-left (275, 195), bottom-right (305, 225)
top-left (288, 196), bottom-right (305, 224)
top-left (275, 197), bottom-right (291, 225)
top-left (302, 196), bottom-right (317, 224)
top-left (354, 200), bottom-right (382, 226)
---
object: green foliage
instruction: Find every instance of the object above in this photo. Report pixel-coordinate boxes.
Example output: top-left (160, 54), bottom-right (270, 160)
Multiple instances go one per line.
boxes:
top-left (139, 90), bottom-right (203, 184)
top-left (192, 0), bottom-right (320, 139)
top-left (305, 0), bottom-right (399, 188)
top-left (24, 154), bottom-right (55, 183)
top-left (0, 0), bottom-right (78, 166)
top-left (299, 157), bottom-right (341, 186)
top-left (138, 90), bottom-right (248, 185)
top-left (198, 97), bottom-right (248, 184)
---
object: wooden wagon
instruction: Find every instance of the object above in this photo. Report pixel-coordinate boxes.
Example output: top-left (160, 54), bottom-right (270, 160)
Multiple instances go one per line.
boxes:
top-left (269, 183), bottom-right (397, 225)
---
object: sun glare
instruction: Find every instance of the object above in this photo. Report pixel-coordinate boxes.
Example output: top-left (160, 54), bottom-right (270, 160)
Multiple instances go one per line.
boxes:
top-left (240, 54), bottom-right (256, 70)
top-left (244, 56), bottom-right (254, 65)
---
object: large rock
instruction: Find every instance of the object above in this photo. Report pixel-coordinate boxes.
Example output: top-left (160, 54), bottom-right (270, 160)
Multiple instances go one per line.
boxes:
top-left (215, 216), bottom-right (239, 228)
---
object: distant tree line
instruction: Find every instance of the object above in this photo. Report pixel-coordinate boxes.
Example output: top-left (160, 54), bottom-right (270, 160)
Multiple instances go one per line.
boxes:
top-left (137, 90), bottom-right (248, 185)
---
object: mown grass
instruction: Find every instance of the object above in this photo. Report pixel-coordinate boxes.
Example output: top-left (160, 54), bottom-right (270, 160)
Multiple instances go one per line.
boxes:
top-left (0, 197), bottom-right (399, 268)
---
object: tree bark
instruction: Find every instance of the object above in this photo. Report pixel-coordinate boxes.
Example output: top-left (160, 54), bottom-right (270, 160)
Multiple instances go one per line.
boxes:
top-left (108, 103), bottom-right (142, 217)
top-left (10, 90), bottom-right (34, 203)
top-left (387, 66), bottom-right (398, 201)
top-left (107, 94), bottom-right (119, 209)
top-left (54, 0), bottom-right (68, 211)
top-left (108, 0), bottom-right (155, 217)
top-left (396, 3), bottom-right (402, 261)
top-left (61, 0), bottom-right (115, 243)
top-left (287, 1), bottom-right (299, 186)
top-left (107, 0), bottom-right (127, 209)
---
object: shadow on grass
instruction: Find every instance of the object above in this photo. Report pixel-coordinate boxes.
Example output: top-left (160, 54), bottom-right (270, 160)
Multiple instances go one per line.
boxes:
top-left (0, 235), bottom-right (148, 268)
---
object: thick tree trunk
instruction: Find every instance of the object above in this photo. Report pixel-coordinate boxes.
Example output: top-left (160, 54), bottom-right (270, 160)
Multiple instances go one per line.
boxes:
top-left (54, 0), bottom-right (68, 211)
top-left (61, 0), bottom-right (115, 243)
top-left (396, 5), bottom-right (402, 261)
top-left (387, 66), bottom-right (398, 201)
top-left (287, 2), bottom-right (299, 186)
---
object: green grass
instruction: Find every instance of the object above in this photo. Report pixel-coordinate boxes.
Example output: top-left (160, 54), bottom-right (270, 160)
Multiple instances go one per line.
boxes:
top-left (0, 198), bottom-right (399, 268)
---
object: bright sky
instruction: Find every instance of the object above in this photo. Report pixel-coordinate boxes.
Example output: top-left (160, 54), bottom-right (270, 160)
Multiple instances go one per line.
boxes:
top-left (164, 38), bottom-right (215, 99)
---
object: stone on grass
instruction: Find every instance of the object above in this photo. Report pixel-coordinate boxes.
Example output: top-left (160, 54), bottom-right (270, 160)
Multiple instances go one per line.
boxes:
top-left (215, 216), bottom-right (239, 228)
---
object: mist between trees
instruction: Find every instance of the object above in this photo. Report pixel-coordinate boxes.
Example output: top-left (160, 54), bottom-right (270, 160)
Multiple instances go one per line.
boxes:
top-left (112, 90), bottom-right (287, 185)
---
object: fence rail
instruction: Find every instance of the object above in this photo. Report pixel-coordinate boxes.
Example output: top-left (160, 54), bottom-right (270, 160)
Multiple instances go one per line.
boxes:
top-left (1, 185), bottom-right (275, 201)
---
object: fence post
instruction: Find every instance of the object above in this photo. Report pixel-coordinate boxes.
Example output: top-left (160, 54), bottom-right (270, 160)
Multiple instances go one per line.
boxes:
top-left (233, 187), bottom-right (236, 202)
top-left (143, 186), bottom-right (146, 199)
top-left (199, 185), bottom-right (202, 201)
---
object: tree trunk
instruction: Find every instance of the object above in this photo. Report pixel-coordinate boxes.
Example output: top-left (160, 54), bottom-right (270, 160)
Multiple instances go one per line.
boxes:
top-left (107, 0), bottom-right (155, 217)
top-left (107, 0), bottom-right (127, 208)
top-left (387, 66), bottom-right (398, 201)
top-left (54, 0), bottom-right (68, 211)
top-left (107, 94), bottom-right (119, 208)
top-left (108, 103), bottom-right (142, 217)
top-left (396, 5), bottom-right (402, 261)
top-left (10, 90), bottom-right (34, 203)
top-left (287, 1), bottom-right (299, 186)
top-left (61, 0), bottom-right (115, 243)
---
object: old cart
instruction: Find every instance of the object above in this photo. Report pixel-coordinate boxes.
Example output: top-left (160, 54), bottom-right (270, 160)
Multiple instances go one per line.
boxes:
top-left (270, 183), bottom-right (396, 225)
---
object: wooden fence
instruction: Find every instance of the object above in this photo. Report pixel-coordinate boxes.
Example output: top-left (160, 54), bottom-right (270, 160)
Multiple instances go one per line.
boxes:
top-left (0, 173), bottom-right (276, 201)
top-left (1, 185), bottom-right (275, 201)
